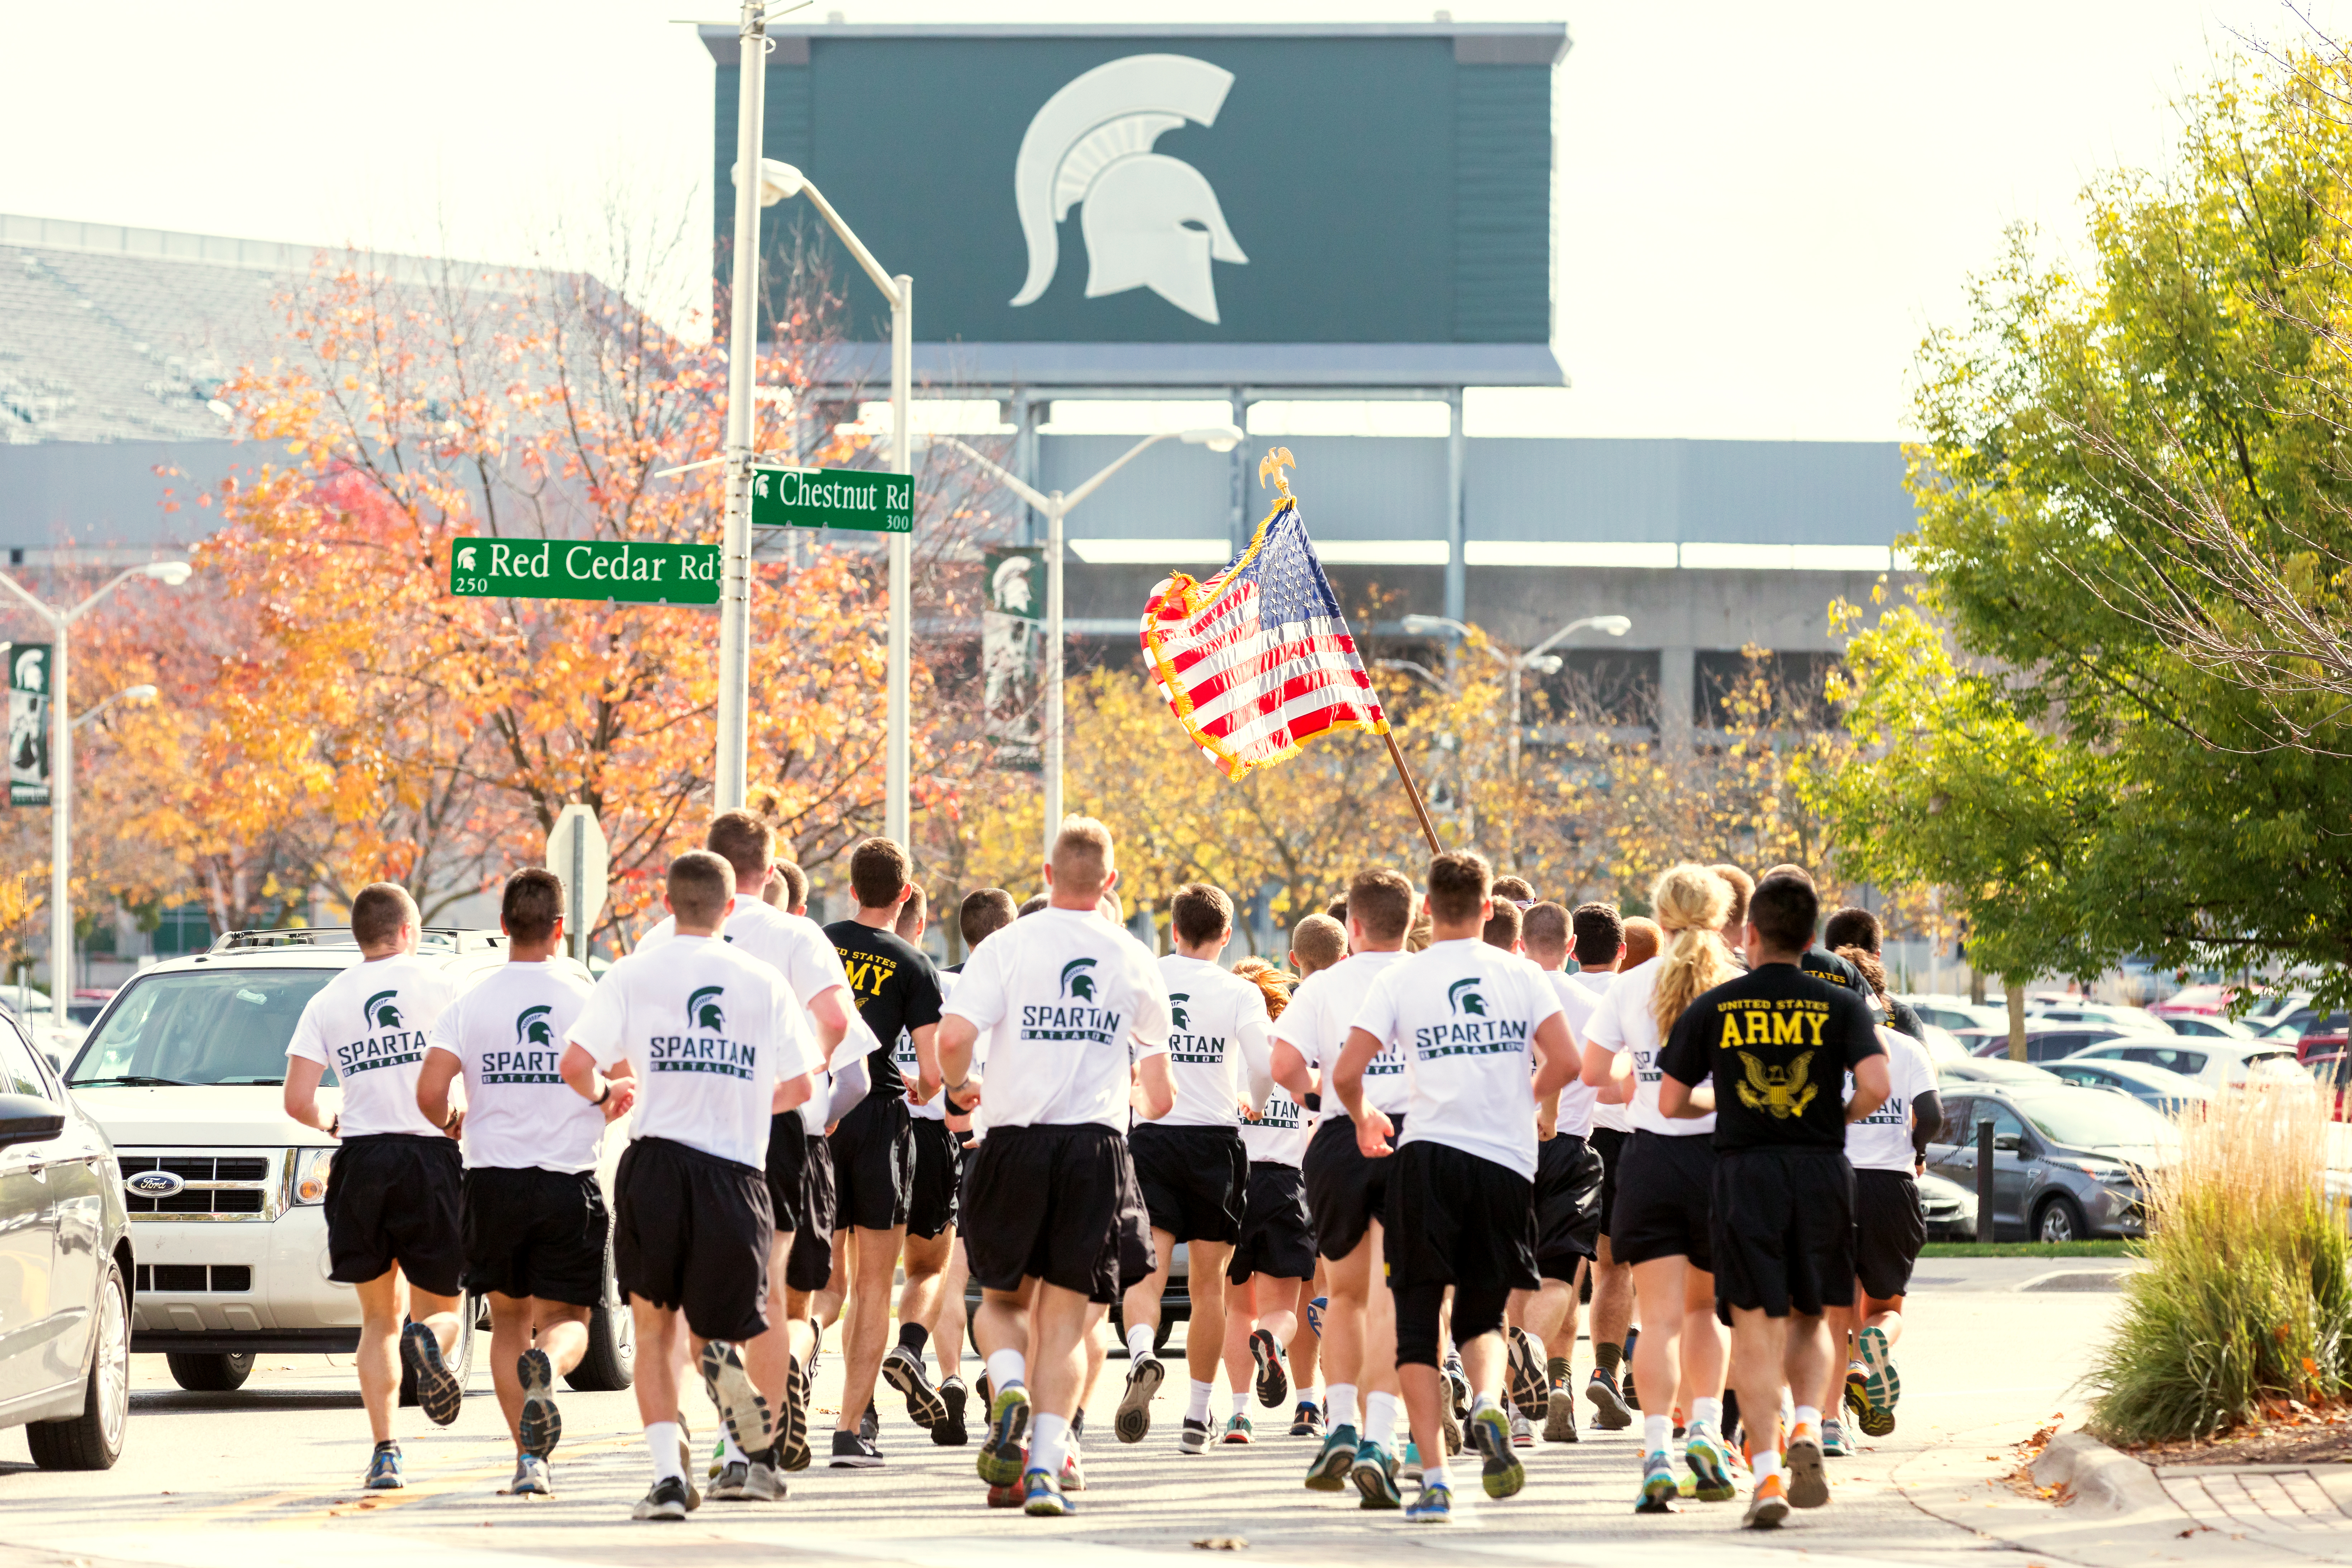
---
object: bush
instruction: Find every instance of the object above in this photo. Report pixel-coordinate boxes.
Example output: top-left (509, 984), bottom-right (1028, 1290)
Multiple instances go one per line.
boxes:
top-left (2088, 1085), bottom-right (2352, 1445)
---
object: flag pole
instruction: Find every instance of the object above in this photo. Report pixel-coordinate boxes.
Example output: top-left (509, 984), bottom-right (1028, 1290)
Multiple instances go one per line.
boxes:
top-left (1382, 730), bottom-right (1444, 855)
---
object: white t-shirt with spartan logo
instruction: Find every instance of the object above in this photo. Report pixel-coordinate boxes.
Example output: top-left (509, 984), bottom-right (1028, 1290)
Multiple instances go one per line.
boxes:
top-left (944, 908), bottom-right (1171, 1132)
top-left (1155, 953), bottom-right (1273, 1130)
top-left (285, 954), bottom-right (460, 1140)
top-left (1271, 950), bottom-right (1409, 1125)
top-left (567, 934), bottom-right (821, 1170)
top-left (425, 961), bottom-right (603, 1173)
top-left (1350, 938), bottom-right (1564, 1181)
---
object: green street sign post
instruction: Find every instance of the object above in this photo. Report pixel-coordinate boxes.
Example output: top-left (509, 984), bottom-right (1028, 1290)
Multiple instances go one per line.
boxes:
top-left (750, 465), bottom-right (913, 534)
top-left (448, 538), bottom-right (720, 605)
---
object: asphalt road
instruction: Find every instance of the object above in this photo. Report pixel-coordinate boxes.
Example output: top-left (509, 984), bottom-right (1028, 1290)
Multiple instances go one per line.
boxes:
top-left (0, 1263), bottom-right (2119, 1568)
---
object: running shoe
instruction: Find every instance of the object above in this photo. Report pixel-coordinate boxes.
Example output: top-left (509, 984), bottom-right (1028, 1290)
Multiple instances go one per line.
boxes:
top-left (509, 1453), bottom-right (551, 1497)
top-left (1400, 1438), bottom-right (1423, 1483)
top-left (883, 1343), bottom-right (947, 1431)
top-left (831, 1429), bottom-right (884, 1468)
top-left (779, 1355), bottom-right (812, 1471)
top-left (1685, 1426), bottom-right (1737, 1503)
top-left (1404, 1481), bottom-right (1454, 1523)
top-left (1223, 1413), bottom-right (1254, 1444)
top-left (1443, 1360), bottom-right (1472, 1425)
top-left (860, 1402), bottom-right (880, 1443)
top-left (977, 1370), bottom-right (992, 1410)
top-left (1022, 1466), bottom-right (1072, 1516)
top-left (935, 1376), bottom-right (970, 1447)
top-left (1178, 1416), bottom-right (1212, 1455)
top-left (1062, 1441), bottom-right (1086, 1492)
top-left (1822, 1417), bottom-right (1851, 1457)
top-left (1506, 1327), bottom-right (1545, 1418)
top-left (1350, 1439), bottom-right (1402, 1509)
top-left (1305, 1295), bottom-right (1326, 1338)
top-left (1305, 1422), bottom-right (1358, 1491)
top-left (1115, 1352), bottom-right (1165, 1444)
top-left (977, 1383), bottom-right (1032, 1486)
top-left (1439, 1393), bottom-right (1463, 1456)
top-left (1622, 1369), bottom-right (1641, 1411)
top-left (697, 1340), bottom-right (774, 1454)
top-left (1743, 1472), bottom-right (1791, 1529)
top-left (1290, 1399), bottom-right (1324, 1438)
top-left (1587, 1367), bottom-right (1633, 1429)
top-left (401, 1321), bottom-right (463, 1428)
top-left (712, 1458), bottom-right (785, 1501)
top-left (518, 1347), bottom-right (561, 1459)
top-left (632, 1476), bottom-right (693, 1521)
top-left (365, 1443), bottom-right (404, 1491)
top-left (1470, 1401), bottom-right (1525, 1498)
top-left (1249, 1328), bottom-right (1289, 1409)
top-left (1785, 1424), bottom-right (1829, 1509)
top-left (1544, 1381), bottom-right (1581, 1443)
top-left (1851, 1325), bottom-right (1901, 1436)
top-left (1634, 1449), bottom-right (1678, 1514)
top-left (985, 1445), bottom-right (1027, 1507)
top-left (1510, 1409), bottom-right (1534, 1448)
top-left (677, 1423), bottom-right (702, 1510)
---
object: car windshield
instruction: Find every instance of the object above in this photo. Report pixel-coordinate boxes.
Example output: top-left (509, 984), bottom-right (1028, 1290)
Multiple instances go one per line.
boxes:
top-left (2013, 1092), bottom-right (2180, 1151)
top-left (66, 969), bottom-right (339, 1087)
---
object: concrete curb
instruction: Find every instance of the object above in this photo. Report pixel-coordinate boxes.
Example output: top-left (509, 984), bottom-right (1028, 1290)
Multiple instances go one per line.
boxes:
top-left (2029, 1428), bottom-right (2175, 1514)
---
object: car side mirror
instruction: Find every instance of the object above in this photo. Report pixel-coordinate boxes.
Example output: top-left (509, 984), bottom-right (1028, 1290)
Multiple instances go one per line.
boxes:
top-left (0, 1091), bottom-right (64, 1150)
top-left (1992, 1133), bottom-right (2023, 1153)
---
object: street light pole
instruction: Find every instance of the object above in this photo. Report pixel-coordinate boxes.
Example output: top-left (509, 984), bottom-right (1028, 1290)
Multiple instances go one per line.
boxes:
top-left (0, 563), bottom-right (190, 1002)
top-left (928, 426), bottom-right (1243, 862)
top-left (714, 0), bottom-right (769, 812)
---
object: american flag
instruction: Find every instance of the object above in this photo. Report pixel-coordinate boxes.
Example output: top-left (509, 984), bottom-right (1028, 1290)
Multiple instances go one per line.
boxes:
top-left (1140, 500), bottom-right (1388, 780)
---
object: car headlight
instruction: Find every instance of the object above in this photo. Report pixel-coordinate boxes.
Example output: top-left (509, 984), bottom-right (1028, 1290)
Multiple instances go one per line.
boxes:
top-left (291, 1147), bottom-right (337, 1206)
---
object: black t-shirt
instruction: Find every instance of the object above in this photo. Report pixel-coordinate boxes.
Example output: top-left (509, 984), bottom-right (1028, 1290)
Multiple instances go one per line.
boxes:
top-left (1802, 944), bottom-right (1867, 995)
top-left (1656, 961), bottom-right (1883, 1152)
top-left (825, 920), bottom-right (945, 1102)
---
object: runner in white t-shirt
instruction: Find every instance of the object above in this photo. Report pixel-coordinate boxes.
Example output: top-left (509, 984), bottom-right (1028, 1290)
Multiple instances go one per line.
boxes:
top-left (1565, 903), bottom-right (1642, 1435)
top-left (936, 818), bottom-right (1174, 1518)
top-left (281, 883), bottom-right (464, 1490)
top-left (415, 869), bottom-right (623, 1498)
top-left (560, 851), bottom-right (820, 1523)
top-left (1825, 1008), bottom-right (1939, 1447)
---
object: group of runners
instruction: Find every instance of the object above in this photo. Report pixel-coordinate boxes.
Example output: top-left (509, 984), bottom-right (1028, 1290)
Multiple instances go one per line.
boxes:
top-left (283, 811), bottom-right (1942, 1528)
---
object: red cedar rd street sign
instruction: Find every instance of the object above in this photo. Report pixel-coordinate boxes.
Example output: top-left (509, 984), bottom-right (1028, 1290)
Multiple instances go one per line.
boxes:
top-left (448, 538), bottom-right (720, 605)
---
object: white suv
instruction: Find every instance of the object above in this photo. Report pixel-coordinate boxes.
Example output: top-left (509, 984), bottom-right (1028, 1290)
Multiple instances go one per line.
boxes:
top-left (59, 927), bottom-right (634, 1396)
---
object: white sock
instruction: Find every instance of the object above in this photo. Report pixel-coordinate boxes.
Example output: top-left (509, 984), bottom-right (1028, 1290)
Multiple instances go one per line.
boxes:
top-left (1643, 1412), bottom-right (1670, 1455)
top-left (1751, 1447), bottom-right (1784, 1484)
top-left (986, 1348), bottom-right (1027, 1393)
top-left (1186, 1378), bottom-right (1215, 1424)
top-left (1425, 1459), bottom-right (1452, 1492)
top-left (719, 1431), bottom-right (749, 1466)
top-left (1794, 1404), bottom-right (1821, 1433)
top-left (1325, 1382), bottom-right (1358, 1428)
top-left (1472, 1391), bottom-right (1501, 1416)
top-left (1691, 1396), bottom-right (1722, 1431)
top-left (1127, 1324), bottom-right (1155, 1362)
top-left (645, 1421), bottom-right (683, 1483)
top-left (1029, 1411), bottom-right (1068, 1477)
top-left (1364, 1390), bottom-right (1398, 1447)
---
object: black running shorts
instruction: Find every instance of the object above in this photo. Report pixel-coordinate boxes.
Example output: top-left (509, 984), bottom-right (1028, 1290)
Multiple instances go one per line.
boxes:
top-left (1226, 1161), bottom-right (1316, 1283)
top-left (1610, 1129), bottom-right (1717, 1272)
top-left (1128, 1122), bottom-right (1248, 1244)
top-left (962, 1122), bottom-right (1133, 1304)
top-left (614, 1135), bottom-right (773, 1343)
top-left (1302, 1110), bottom-right (1405, 1262)
top-left (907, 1117), bottom-right (963, 1240)
top-left (1590, 1125), bottom-right (1628, 1240)
top-left (1852, 1167), bottom-right (1927, 1302)
top-left (785, 1132), bottom-right (836, 1294)
top-left (828, 1093), bottom-right (914, 1233)
top-left (1710, 1144), bottom-right (1857, 1319)
top-left (1533, 1132), bottom-right (1605, 1282)
top-left (324, 1133), bottom-right (464, 1296)
top-left (1115, 1138), bottom-right (1156, 1290)
top-left (461, 1165), bottom-right (608, 1306)
top-left (765, 1112), bottom-right (811, 1233)
top-left (1382, 1138), bottom-right (1538, 1293)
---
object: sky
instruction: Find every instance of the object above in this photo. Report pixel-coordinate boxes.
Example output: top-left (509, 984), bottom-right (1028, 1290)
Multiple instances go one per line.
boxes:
top-left (1, 1), bottom-right (2342, 440)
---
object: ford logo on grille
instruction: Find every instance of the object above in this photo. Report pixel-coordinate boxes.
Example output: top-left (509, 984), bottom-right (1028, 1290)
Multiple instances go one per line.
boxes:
top-left (125, 1170), bottom-right (185, 1199)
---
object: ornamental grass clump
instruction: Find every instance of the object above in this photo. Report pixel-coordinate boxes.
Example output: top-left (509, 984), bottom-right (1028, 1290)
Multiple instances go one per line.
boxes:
top-left (2088, 1085), bottom-right (2352, 1446)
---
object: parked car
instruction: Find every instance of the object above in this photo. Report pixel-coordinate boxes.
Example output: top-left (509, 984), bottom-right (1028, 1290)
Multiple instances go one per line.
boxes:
top-left (1938, 1057), bottom-right (2065, 1089)
top-left (2303, 1053), bottom-right (2352, 1120)
top-left (62, 926), bottom-right (633, 1396)
top-left (2025, 1001), bottom-right (2172, 1035)
top-left (2151, 983), bottom-right (2238, 1018)
top-left (2060, 1037), bottom-right (2311, 1090)
top-left (1916, 1169), bottom-right (1978, 1240)
top-left (0, 1010), bottom-right (133, 1468)
top-left (64, 990), bottom-right (115, 1030)
top-left (1927, 1084), bottom-right (2175, 1242)
top-left (1968, 1024), bottom-right (2140, 1064)
top-left (2044, 1057), bottom-right (2212, 1116)
top-left (2160, 1014), bottom-right (2257, 1041)
top-left (2295, 1013), bottom-right (2351, 1064)
top-left (1899, 995), bottom-right (2009, 1035)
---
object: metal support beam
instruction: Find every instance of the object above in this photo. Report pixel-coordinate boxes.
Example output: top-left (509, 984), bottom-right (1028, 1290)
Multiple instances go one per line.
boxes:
top-left (1444, 386), bottom-right (1466, 627)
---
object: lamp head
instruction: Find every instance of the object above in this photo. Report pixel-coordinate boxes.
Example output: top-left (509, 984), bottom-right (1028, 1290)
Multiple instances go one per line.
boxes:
top-left (1595, 615), bottom-right (1632, 636)
top-left (144, 561), bottom-right (192, 587)
top-left (1180, 425), bottom-right (1246, 455)
top-left (740, 158), bottom-right (806, 207)
top-left (1400, 614), bottom-right (1450, 637)
top-left (123, 685), bottom-right (158, 704)
top-left (1527, 654), bottom-right (1564, 675)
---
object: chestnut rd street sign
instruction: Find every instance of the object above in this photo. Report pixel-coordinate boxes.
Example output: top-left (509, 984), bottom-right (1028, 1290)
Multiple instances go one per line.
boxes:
top-left (750, 464), bottom-right (913, 533)
top-left (448, 538), bottom-right (721, 605)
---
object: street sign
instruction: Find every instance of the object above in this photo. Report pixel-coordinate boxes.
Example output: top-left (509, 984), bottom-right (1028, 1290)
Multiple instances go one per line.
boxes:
top-left (545, 805), bottom-right (609, 965)
top-left (750, 465), bottom-right (913, 534)
top-left (3, 644), bottom-right (50, 807)
top-left (448, 538), bottom-right (720, 604)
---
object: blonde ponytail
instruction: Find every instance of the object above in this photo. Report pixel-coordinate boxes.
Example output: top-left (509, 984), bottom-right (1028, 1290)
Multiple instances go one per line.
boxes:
top-left (1650, 862), bottom-right (1738, 1038)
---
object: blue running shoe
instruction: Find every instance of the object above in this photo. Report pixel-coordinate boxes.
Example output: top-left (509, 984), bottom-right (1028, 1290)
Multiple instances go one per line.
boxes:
top-left (365, 1443), bottom-right (404, 1490)
top-left (1351, 1439), bottom-right (1401, 1509)
top-left (1305, 1422), bottom-right (1358, 1491)
top-left (977, 1383), bottom-right (1032, 1487)
top-left (1021, 1466), bottom-right (1072, 1517)
top-left (1634, 1449), bottom-right (1678, 1514)
top-left (1405, 1482), bottom-right (1454, 1523)
top-left (1822, 1416), bottom-right (1853, 1457)
top-left (1401, 1439), bottom-right (1424, 1483)
top-left (1469, 1401), bottom-right (1525, 1499)
top-left (1305, 1296), bottom-right (1326, 1338)
top-left (1686, 1426), bottom-right (1736, 1502)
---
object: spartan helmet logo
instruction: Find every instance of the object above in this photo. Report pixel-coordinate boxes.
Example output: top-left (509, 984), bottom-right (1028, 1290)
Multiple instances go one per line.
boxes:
top-left (1447, 978), bottom-right (1488, 1017)
top-left (991, 554), bottom-right (1034, 615)
top-left (1059, 958), bottom-right (1100, 1002)
top-left (1169, 993), bottom-right (1190, 1031)
top-left (687, 986), bottom-right (726, 1034)
top-left (516, 1004), bottom-right (554, 1050)
top-left (1009, 54), bottom-right (1249, 325)
top-left (363, 990), bottom-right (404, 1031)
